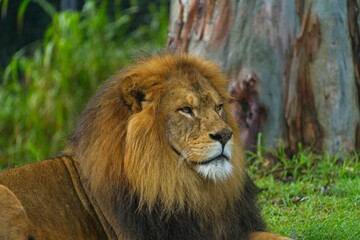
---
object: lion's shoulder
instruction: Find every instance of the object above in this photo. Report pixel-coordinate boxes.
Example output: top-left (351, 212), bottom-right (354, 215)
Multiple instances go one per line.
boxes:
top-left (0, 157), bottom-right (68, 186)
top-left (0, 156), bottom-right (113, 239)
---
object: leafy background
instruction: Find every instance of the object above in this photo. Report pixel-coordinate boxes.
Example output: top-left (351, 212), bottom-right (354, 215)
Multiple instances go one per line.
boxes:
top-left (0, 0), bottom-right (168, 167)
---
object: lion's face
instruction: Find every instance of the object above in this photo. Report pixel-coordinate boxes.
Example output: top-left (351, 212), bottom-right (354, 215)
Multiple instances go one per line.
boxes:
top-left (162, 71), bottom-right (234, 181)
top-left (118, 54), bottom-right (241, 185)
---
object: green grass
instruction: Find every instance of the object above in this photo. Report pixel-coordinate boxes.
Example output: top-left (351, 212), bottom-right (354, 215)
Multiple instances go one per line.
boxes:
top-left (248, 148), bottom-right (360, 240)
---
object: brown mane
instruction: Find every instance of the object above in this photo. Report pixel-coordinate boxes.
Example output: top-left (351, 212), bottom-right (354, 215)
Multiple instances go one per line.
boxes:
top-left (68, 52), bottom-right (246, 215)
top-left (66, 52), bottom-right (264, 239)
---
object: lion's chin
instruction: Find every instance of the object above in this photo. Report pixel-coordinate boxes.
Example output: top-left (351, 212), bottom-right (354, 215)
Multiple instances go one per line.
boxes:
top-left (196, 158), bottom-right (233, 182)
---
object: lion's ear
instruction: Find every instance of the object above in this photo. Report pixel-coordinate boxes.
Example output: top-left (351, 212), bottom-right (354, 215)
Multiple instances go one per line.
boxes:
top-left (120, 73), bottom-right (158, 112)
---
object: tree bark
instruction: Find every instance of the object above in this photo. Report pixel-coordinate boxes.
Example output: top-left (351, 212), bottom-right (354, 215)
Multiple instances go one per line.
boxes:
top-left (168, 0), bottom-right (360, 154)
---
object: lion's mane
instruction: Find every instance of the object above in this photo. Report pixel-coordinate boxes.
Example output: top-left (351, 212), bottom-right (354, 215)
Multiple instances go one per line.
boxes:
top-left (67, 52), bottom-right (265, 239)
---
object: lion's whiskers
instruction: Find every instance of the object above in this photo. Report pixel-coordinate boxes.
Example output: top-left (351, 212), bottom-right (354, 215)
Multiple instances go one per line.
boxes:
top-left (178, 146), bottom-right (195, 162)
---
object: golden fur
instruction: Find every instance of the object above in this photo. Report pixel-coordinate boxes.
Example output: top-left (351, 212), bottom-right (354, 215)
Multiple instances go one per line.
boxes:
top-left (67, 52), bottom-right (290, 239)
top-left (69, 53), bottom-right (244, 216)
top-left (0, 52), bottom-right (291, 240)
top-left (0, 185), bottom-right (29, 239)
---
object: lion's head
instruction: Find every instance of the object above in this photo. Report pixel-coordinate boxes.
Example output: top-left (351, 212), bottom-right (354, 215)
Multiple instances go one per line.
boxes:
top-left (67, 52), bottom-right (246, 219)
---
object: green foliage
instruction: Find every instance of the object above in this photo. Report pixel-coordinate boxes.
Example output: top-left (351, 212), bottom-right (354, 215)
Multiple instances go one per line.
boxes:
top-left (0, 0), bottom-right (168, 168)
top-left (17, 0), bottom-right (56, 31)
top-left (249, 146), bottom-right (360, 240)
top-left (1, 0), bottom-right (10, 18)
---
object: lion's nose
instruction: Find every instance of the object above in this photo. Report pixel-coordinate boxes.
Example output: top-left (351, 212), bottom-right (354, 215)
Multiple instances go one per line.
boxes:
top-left (209, 129), bottom-right (233, 145)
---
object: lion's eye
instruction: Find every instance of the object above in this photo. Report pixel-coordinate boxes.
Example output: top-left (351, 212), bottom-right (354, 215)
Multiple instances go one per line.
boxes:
top-left (178, 107), bottom-right (194, 117)
top-left (215, 104), bottom-right (224, 112)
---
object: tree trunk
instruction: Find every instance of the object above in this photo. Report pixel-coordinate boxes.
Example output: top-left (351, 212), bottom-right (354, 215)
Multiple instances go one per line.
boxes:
top-left (168, 0), bottom-right (360, 154)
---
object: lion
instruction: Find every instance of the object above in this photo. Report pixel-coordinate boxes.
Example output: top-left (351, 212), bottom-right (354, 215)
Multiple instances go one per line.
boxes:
top-left (0, 52), bottom-right (291, 240)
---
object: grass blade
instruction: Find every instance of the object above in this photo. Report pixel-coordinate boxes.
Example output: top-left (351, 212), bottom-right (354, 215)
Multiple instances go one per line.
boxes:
top-left (17, 0), bottom-right (30, 33)
top-left (32, 0), bottom-right (56, 17)
top-left (1, 0), bottom-right (9, 18)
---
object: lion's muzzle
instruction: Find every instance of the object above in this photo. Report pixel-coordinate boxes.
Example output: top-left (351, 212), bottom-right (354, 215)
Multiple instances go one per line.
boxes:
top-left (209, 129), bottom-right (233, 146)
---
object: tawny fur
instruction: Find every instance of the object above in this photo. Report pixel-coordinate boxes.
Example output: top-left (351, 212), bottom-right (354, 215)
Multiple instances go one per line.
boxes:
top-left (67, 53), bottom-right (247, 238)
top-left (0, 185), bottom-right (29, 240)
top-left (0, 52), bottom-right (291, 240)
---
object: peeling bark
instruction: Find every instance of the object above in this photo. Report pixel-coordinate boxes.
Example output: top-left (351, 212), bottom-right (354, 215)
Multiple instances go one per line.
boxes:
top-left (285, 11), bottom-right (323, 152)
top-left (168, 0), bottom-right (231, 51)
top-left (347, 0), bottom-right (360, 149)
top-left (169, 0), bottom-right (360, 154)
top-left (229, 69), bottom-right (268, 151)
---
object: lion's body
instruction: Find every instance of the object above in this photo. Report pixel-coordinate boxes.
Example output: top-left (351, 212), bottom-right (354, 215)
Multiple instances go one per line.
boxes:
top-left (0, 52), bottom-right (290, 240)
top-left (0, 156), bottom-right (115, 239)
top-left (0, 157), bottom-right (265, 240)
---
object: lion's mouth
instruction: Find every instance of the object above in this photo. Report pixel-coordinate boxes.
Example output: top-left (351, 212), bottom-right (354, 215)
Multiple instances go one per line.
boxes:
top-left (170, 144), bottom-right (230, 166)
top-left (189, 154), bottom-right (229, 166)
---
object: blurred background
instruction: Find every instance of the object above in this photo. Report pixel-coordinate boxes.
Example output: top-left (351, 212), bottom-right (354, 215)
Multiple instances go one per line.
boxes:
top-left (0, 0), bottom-right (169, 168)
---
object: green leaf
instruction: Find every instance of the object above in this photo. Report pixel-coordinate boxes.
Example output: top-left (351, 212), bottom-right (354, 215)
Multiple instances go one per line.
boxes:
top-left (1, 0), bottom-right (9, 18)
top-left (17, 0), bottom-right (30, 33)
top-left (32, 0), bottom-right (56, 17)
